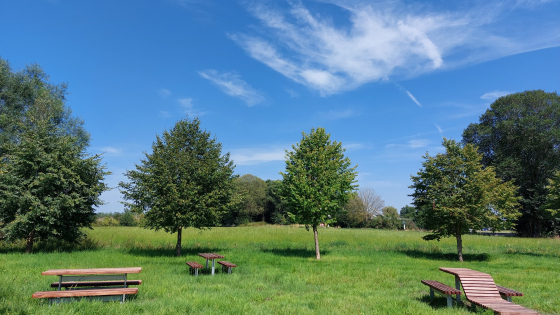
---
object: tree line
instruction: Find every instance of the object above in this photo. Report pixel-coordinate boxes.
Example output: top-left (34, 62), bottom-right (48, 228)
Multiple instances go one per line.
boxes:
top-left (1, 58), bottom-right (560, 261)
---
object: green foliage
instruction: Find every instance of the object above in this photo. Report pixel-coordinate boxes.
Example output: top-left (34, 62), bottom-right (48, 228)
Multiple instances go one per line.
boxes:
top-left (236, 174), bottom-right (267, 223)
top-left (462, 90), bottom-right (560, 236)
top-left (399, 205), bottom-right (415, 218)
top-left (543, 171), bottom-right (560, 234)
top-left (337, 194), bottom-right (368, 228)
top-left (281, 127), bottom-right (357, 258)
top-left (410, 138), bottom-right (520, 261)
top-left (118, 117), bottom-right (238, 256)
top-left (0, 104), bottom-right (109, 253)
top-left (265, 179), bottom-right (290, 225)
top-left (0, 57), bottom-right (89, 153)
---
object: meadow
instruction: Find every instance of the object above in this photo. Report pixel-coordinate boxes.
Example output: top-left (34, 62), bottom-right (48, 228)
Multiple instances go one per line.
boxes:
top-left (0, 226), bottom-right (558, 315)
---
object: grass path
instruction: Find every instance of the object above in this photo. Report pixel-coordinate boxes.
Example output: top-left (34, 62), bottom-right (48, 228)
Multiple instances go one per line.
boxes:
top-left (1, 226), bottom-right (558, 314)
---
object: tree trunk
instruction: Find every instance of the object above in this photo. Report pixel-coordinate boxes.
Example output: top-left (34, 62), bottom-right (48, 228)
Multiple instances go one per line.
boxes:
top-left (26, 230), bottom-right (35, 254)
top-left (176, 226), bottom-right (182, 257)
top-left (456, 231), bottom-right (463, 262)
top-left (313, 225), bottom-right (321, 260)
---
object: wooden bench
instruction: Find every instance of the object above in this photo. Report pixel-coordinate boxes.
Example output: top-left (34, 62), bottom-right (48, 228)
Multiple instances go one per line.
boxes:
top-left (33, 288), bottom-right (138, 304)
top-left (496, 285), bottom-right (523, 302)
top-left (217, 261), bottom-right (237, 274)
top-left (186, 262), bottom-right (203, 276)
top-left (50, 280), bottom-right (142, 289)
top-left (421, 280), bottom-right (462, 308)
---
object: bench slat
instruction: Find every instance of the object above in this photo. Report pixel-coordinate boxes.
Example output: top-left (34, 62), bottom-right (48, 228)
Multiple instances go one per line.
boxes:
top-left (186, 262), bottom-right (203, 269)
top-left (217, 261), bottom-right (237, 268)
top-left (421, 280), bottom-right (461, 295)
top-left (42, 267), bottom-right (142, 276)
top-left (32, 288), bottom-right (138, 299)
top-left (50, 280), bottom-right (142, 288)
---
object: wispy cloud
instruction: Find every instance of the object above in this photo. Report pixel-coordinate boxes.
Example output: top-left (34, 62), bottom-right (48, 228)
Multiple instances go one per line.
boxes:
top-left (199, 70), bottom-right (265, 106)
top-left (178, 98), bottom-right (206, 117)
top-left (230, 147), bottom-right (286, 165)
top-left (319, 109), bottom-right (354, 120)
top-left (159, 88), bottom-right (171, 98)
top-left (435, 124), bottom-right (443, 133)
top-left (285, 88), bottom-right (300, 98)
top-left (344, 143), bottom-right (366, 150)
top-left (159, 110), bottom-right (171, 118)
top-left (480, 91), bottom-right (511, 100)
top-left (100, 146), bottom-right (122, 156)
top-left (231, 1), bottom-right (560, 95)
top-left (408, 139), bottom-right (429, 148)
top-left (406, 91), bottom-right (422, 107)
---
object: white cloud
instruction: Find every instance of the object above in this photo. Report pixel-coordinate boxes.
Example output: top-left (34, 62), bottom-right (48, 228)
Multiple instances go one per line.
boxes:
top-left (480, 91), bottom-right (512, 100)
top-left (408, 139), bottom-right (429, 148)
top-left (435, 124), bottom-right (443, 133)
top-left (159, 88), bottom-right (171, 98)
top-left (285, 88), bottom-right (300, 98)
top-left (178, 98), bottom-right (206, 117)
top-left (344, 143), bottom-right (365, 150)
top-left (199, 70), bottom-right (265, 106)
top-left (406, 90), bottom-right (422, 107)
top-left (159, 110), bottom-right (171, 118)
top-left (319, 109), bottom-right (354, 120)
top-left (231, 1), bottom-right (560, 95)
top-left (100, 146), bottom-right (122, 156)
top-left (230, 147), bottom-right (286, 165)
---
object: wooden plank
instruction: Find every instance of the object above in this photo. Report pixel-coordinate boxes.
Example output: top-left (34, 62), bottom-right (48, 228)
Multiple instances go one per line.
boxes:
top-left (32, 288), bottom-right (138, 299)
top-left (42, 267), bottom-right (142, 275)
top-left (50, 280), bottom-right (142, 288)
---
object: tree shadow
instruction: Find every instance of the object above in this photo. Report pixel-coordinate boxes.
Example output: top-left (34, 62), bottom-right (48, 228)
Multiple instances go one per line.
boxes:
top-left (260, 248), bottom-right (330, 258)
top-left (395, 249), bottom-right (490, 262)
top-left (0, 237), bottom-right (100, 254)
top-left (416, 295), bottom-right (478, 313)
top-left (127, 246), bottom-right (226, 258)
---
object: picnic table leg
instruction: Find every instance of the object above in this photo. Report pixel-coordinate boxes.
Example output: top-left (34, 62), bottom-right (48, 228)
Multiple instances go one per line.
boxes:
top-left (454, 276), bottom-right (462, 304)
top-left (211, 259), bottom-right (215, 275)
top-left (429, 288), bottom-right (434, 301)
top-left (206, 258), bottom-right (209, 269)
top-left (123, 274), bottom-right (127, 303)
top-left (58, 276), bottom-right (63, 291)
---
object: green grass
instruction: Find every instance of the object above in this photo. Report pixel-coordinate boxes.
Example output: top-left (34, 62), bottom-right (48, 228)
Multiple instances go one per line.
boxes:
top-left (1, 226), bottom-right (559, 314)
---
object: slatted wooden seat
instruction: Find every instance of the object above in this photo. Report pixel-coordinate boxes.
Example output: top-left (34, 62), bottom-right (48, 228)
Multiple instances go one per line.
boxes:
top-left (217, 261), bottom-right (237, 274)
top-left (50, 280), bottom-right (142, 288)
top-left (496, 285), bottom-right (524, 302)
top-left (440, 268), bottom-right (537, 315)
top-left (33, 288), bottom-right (138, 304)
top-left (421, 280), bottom-right (462, 308)
top-left (186, 261), bottom-right (204, 276)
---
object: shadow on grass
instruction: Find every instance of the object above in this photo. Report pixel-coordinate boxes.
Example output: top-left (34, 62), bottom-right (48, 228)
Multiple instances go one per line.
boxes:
top-left (396, 249), bottom-right (490, 262)
top-left (127, 246), bottom-right (226, 257)
top-left (260, 248), bottom-right (330, 258)
top-left (0, 237), bottom-right (100, 254)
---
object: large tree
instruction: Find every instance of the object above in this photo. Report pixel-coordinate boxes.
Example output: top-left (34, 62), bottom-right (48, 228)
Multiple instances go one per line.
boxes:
top-left (235, 174), bottom-right (267, 223)
top-left (410, 139), bottom-right (520, 262)
top-left (462, 90), bottom-right (560, 236)
top-left (281, 127), bottom-right (357, 259)
top-left (0, 101), bottom-right (109, 253)
top-left (119, 117), bottom-right (238, 257)
top-left (0, 57), bottom-right (89, 153)
top-left (543, 171), bottom-right (560, 234)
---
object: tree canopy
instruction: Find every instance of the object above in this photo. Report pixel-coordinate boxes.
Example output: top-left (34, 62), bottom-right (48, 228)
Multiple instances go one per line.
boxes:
top-left (462, 90), bottom-right (560, 236)
top-left (0, 57), bottom-right (89, 153)
top-left (410, 138), bottom-right (520, 261)
top-left (543, 171), bottom-right (560, 234)
top-left (119, 117), bottom-right (238, 256)
top-left (281, 127), bottom-right (357, 259)
top-left (0, 101), bottom-right (109, 253)
top-left (235, 174), bottom-right (267, 223)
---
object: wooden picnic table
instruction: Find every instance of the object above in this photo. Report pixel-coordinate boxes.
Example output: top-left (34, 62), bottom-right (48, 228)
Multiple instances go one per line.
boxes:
top-left (198, 253), bottom-right (224, 276)
top-left (34, 267), bottom-right (142, 304)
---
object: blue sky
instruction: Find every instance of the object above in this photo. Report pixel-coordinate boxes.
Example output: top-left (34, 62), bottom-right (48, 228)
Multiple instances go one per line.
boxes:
top-left (1, 0), bottom-right (559, 213)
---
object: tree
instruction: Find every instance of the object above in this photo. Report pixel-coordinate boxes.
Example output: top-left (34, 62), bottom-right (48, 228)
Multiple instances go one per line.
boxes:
top-left (265, 179), bottom-right (289, 225)
top-left (400, 205), bottom-right (415, 219)
top-left (235, 174), bottom-right (267, 223)
top-left (281, 127), bottom-right (357, 259)
top-left (0, 102), bottom-right (109, 253)
top-left (0, 57), bottom-right (89, 154)
top-left (462, 90), bottom-right (560, 236)
top-left (409, 138), bottom-right (520, 262)
top-left (119, 117), bottom-right (238, 257)
top-left (543, 171), bottom-right (560, 234)
top-left (358, 187), bottom-right (385, 218)
top-left (338, 194), bottom-right (367, 228)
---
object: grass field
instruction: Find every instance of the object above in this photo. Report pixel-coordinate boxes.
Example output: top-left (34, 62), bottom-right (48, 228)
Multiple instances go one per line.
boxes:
top-left (1, 226), bottom-right (559, 314)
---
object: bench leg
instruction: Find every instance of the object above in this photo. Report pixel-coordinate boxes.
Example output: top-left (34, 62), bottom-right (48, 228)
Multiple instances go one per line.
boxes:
top-left (429, 288), bottom-right (434, 301)
top-left (228, 267), bottom-right (232, 274)
top-left (454, 276), bottom-right (462, 304)
top-left (195, 268), bottom-right (198, 277)
top-left (446, 294), bottom-right (453, 308)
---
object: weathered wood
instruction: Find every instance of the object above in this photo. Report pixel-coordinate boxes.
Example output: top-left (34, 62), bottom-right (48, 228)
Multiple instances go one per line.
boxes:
top-left (198, 253), bottom-right (224, 260)
top-left (218, 261), bottom-right (237, 274)
top-left (42, 267), bottom-right (142, 276)
top-left (32, 288), bottom-right (138, 299)
top-left (439, 267), bottom-right (537, 315)
top-left (186, 262), bottom-right (203, 269)
top-left (50, 280), bottom-right (142, 288)
top-left (421, 280), bottom-right (461, 308)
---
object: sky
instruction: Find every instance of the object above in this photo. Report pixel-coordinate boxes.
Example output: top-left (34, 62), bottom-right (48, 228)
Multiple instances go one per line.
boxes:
top-left (1, 0), bottom-right (559, 213)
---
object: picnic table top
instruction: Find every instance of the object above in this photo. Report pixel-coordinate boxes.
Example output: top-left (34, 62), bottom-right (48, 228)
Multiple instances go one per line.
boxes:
top-left (41, 267), bottom-right (142, 276)
top-left (439, 267), bottom-right (487, 277)
top-left (198, 253), bottom-right (224, 259)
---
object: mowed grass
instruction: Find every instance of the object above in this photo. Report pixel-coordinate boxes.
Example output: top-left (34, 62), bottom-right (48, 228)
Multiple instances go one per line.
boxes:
top-left (1, 226), bottom-right (559, 315)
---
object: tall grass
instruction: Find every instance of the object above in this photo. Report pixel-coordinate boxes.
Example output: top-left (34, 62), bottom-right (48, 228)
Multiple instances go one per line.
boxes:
top-left (0, 226), bottom-right (558, 314)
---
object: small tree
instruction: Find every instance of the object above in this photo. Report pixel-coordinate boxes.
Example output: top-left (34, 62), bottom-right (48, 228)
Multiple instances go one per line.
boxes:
top-left (281, 127), bottom-right (357, 259)
top-left (409, 138), bottom-right (520, 262)
top-left (0, 104), bottom-right (109, 253)
top-left (119, 117), bottom-right (237, 257)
